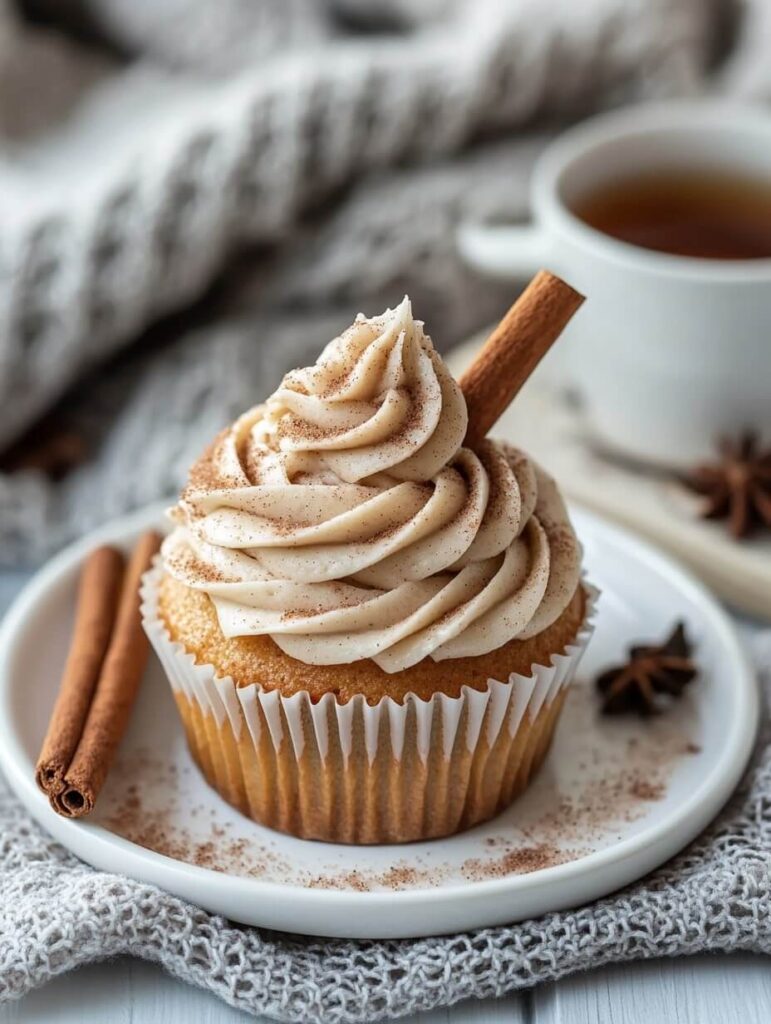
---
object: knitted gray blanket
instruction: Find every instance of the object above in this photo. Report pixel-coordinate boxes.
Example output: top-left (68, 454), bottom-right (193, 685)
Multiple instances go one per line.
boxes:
top-left (1, 2), bottom-right (771, 1019)
top-left (1, 0), bottom-right (770, 564)
top-left (0, 633), bottom-right (768, 1021)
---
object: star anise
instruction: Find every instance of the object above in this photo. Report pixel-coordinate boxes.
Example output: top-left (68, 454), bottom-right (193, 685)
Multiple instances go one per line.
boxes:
top-left (596, 621), bottom-right (697, 716)
top-left (684, 432), bottom-right (771, 539)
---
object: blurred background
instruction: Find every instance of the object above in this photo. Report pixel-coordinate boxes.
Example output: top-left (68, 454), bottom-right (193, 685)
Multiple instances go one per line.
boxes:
top-left (0, 0), bottom-right (768, 567)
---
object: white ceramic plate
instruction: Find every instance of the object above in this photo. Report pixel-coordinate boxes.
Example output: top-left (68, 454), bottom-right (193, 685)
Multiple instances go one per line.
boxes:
top-left (0, 504), bottom-right (758, 939)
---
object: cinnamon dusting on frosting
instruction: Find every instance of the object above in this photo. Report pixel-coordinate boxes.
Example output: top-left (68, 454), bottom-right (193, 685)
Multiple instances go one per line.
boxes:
top-left (162, 298), bottom-right (581, 671)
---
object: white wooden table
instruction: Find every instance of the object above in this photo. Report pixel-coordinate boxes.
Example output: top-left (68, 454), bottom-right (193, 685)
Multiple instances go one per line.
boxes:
top-left (2, 953), bottom-right (770, 1022)
top-left (0, 570), bottom-right (768, 1024)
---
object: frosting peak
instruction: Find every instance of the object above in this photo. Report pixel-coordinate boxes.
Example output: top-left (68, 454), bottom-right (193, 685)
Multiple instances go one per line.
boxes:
top-left (164, 300), bottom-right (581, 673)
top-left (254, 297), bottom-right (467, 483)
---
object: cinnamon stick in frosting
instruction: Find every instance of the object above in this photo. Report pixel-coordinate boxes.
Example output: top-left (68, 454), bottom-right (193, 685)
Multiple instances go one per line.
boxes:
top-left (458, 270), bottom-right (584, 449)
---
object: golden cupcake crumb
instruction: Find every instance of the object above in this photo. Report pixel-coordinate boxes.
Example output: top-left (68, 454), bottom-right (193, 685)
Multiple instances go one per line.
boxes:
top-left (158, 572), bottom-right (586, 704)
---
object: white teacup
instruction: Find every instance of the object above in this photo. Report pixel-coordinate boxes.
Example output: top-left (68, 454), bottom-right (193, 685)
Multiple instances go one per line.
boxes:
top-left (459, 102), bottom-right (771, 469)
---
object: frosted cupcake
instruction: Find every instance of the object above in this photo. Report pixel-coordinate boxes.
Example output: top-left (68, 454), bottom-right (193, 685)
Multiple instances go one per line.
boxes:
top-left (142, 277), bottom-right (595, 843)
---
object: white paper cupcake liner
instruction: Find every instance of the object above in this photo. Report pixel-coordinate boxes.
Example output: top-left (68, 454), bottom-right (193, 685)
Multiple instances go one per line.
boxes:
top-left (141, 562), bottom-right (597, 844)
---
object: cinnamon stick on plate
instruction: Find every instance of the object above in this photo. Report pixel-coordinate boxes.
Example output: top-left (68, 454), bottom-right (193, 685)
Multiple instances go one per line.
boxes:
top-left (458, 270), bottom-right (584, 449)
top-left (36, 531), bottom-right (162, 819)
top-left (35, 546), bottom-right (125, 796)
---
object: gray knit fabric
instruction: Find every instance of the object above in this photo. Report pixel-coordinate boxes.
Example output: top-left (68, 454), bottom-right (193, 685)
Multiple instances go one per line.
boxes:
top-left (0, 635), bottom-right (768, 1021)
top-left (1, 2), bottom-right (771, 1018)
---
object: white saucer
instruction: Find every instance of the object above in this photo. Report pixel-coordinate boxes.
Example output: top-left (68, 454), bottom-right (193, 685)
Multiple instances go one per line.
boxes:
top-left (0, 504), bottom-right (758, 939)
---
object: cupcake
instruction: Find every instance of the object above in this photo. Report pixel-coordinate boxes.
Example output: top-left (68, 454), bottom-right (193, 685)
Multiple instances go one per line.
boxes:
top-left (142, 281), bottom-right (595, 844)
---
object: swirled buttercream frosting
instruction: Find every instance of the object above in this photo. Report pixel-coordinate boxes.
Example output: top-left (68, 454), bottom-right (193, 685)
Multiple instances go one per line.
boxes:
top-left (162, 298), bottom-right (581, 673)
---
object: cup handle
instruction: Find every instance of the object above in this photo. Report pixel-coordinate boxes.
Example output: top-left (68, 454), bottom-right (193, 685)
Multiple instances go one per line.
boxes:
top-left (457, 222), bottom-right (554, 279)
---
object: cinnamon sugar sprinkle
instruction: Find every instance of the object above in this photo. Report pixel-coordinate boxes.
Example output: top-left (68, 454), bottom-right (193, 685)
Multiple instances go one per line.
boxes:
top-left (97, 682), bottom-right (699, 893)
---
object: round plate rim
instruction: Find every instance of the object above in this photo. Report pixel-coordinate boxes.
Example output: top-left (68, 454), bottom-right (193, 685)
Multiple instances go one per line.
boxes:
top-left (0, 502), bottom-right (759, 933)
